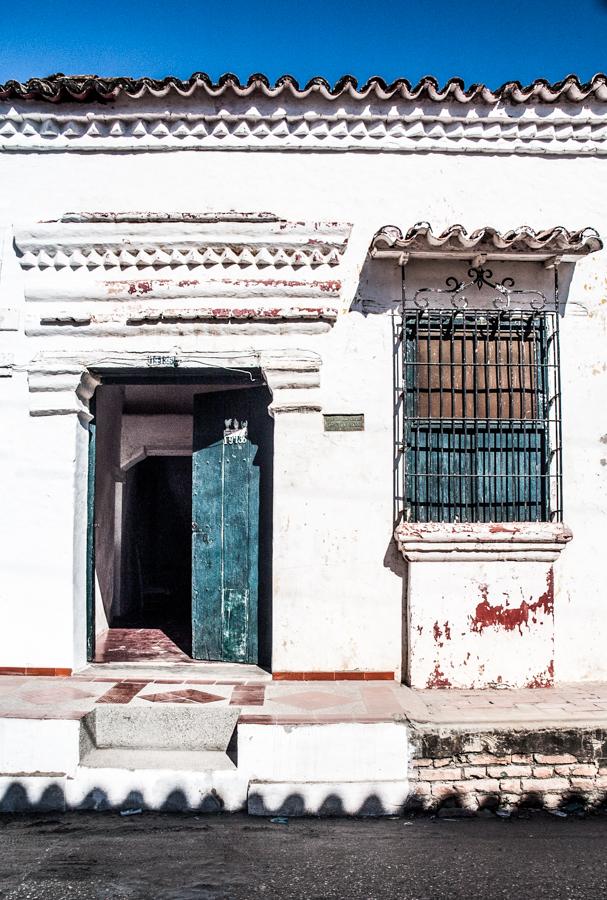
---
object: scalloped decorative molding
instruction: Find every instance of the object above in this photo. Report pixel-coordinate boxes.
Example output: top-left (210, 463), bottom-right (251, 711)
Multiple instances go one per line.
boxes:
top-left (3, 100), bottom-right (607, 155)
top-left (15, 217), bottom-right (350, 271)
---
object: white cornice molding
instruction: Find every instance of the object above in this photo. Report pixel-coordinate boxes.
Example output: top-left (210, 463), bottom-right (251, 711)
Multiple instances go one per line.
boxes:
top-left (15, 218), bottom-right (350, 271)
top-left (15, 216), bottom-right (351, 338)
top-left (2, 100), bottom-right (607, 155)
top-left (395, 521), bottom-right (573, 562)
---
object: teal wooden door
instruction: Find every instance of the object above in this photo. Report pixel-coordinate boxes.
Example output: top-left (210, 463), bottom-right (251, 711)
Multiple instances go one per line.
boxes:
top-left (191, 390), bottom-right (261, 663)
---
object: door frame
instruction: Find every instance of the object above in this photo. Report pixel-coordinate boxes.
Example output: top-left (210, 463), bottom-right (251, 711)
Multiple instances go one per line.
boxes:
top-left (85, 367), bottom-right (269, 663)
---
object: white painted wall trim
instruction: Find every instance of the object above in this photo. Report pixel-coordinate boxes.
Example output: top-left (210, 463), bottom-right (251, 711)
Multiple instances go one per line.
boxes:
top-left (14, 215), bottom-right (351, 339)
top-left (3, 99), bottom-right (607, 156)
top-left (395, 521), bottom-right (573, 562)
top-left (15, 216), bottom-right (349, 270)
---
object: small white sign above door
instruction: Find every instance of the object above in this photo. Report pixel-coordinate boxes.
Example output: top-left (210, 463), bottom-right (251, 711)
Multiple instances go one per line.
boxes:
top-left (147, 354), bottom-right (178, 368)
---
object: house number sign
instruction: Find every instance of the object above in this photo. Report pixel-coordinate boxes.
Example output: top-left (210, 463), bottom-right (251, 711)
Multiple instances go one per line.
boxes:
top-left (224, 419), bottom-right (248, 444)
top-left (147, 354), bottom-right (178, 368)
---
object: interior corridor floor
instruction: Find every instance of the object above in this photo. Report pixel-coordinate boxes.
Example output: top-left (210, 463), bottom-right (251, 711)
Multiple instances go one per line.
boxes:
top-left (94, 628), bottom-right (192, 664)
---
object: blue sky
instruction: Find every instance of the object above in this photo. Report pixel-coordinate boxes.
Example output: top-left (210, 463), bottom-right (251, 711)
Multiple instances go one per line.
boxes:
top-left (0, 0), bottom-right (606, 87)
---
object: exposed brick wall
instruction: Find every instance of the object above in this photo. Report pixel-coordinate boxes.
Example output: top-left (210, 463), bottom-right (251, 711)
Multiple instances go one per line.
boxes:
top-left (408, 727), bottom-right (607, 812)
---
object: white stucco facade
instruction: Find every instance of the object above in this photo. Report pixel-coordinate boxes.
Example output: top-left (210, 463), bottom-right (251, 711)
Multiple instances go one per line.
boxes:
top-left (0, 75), bottom-right (606, 686)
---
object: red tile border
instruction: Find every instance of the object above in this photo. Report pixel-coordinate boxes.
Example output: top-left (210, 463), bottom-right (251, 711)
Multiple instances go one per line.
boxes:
top-left (272, 671), bottom-right (395, 681)
top-left (237, 714), bottom-right (273, 724)
top-left (0, 667), bottom-right (72, 677)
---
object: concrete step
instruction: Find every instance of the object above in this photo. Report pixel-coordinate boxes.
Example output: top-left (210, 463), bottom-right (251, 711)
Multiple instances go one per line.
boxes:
top-left (80, 706), bottom-right (239, 757)
top-left (80, 748), bottom-right (236, 772)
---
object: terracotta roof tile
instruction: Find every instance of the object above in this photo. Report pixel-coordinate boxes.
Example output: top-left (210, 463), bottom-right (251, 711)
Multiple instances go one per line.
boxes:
top-left (371, 223), bottom-right (602, 258)
top-left (2, 72), bottom-right (607, 104)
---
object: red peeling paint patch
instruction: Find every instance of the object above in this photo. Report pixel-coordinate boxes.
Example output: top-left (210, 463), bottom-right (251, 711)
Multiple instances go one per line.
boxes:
top-left (318, 280), bottom-right (341, 293)
top-left (526, 659), bottom-right (555, 688)
top-left (128, 280), bottom-right (154, 295)
top-left (219, 277), bottom-right (341, 293)
top-left (488, 523), bottom-right (521, 534)
top-left (105, 279), bottom-right (171, 297)
top-left (426, 663), bottom-right (451, 689)
top-left (433, 621), bottom-right (452, 648)
top-left (470, 570), bottom-right (554, 635)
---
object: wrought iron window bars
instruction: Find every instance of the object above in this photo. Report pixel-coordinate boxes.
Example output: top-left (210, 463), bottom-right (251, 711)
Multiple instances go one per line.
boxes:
top-left (394, 264), bottom-right (562, 524)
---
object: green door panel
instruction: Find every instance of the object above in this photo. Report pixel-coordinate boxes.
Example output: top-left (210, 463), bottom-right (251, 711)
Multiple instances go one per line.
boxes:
top-left (191, 389), bottom-right (263, 663)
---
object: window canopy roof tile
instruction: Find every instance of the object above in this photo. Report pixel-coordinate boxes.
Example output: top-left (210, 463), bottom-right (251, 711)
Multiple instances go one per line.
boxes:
top-left (370, 223), bottom-right (603, 262)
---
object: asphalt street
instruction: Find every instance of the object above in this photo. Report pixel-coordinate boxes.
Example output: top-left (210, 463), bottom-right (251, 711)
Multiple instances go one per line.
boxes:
top-left (0, 811), bottom-right (605, 900)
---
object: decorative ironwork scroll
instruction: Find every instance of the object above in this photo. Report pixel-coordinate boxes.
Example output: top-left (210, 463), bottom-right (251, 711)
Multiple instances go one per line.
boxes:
top-left (412, 264), bottom-right (547, 311)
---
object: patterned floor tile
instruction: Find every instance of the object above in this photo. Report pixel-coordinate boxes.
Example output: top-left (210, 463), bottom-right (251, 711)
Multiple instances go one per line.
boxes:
top-left (20, 685), bottom-right (98, 704)
top-left (142, 688), bottom-right (225, 704)
top-left (230, 685), bottom-right (266, 706)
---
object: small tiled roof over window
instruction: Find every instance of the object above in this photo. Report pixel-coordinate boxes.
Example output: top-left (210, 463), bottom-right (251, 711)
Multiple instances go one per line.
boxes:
top-left (371, 223), bottom-right (603, 260)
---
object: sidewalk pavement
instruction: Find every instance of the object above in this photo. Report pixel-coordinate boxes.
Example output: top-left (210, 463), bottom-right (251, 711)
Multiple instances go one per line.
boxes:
top-left (0, 665), bottom-right (606, 728)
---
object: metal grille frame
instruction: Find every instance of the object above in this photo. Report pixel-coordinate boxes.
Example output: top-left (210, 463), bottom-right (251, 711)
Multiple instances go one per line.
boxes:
top-left (394, 286), bottom-right (563, 526)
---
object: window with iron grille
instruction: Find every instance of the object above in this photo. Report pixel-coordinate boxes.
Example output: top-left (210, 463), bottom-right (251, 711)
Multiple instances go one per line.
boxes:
top-left (400, 309), bottom-right (562, 523)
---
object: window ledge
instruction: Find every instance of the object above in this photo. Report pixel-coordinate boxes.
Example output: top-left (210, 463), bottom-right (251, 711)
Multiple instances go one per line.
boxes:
top-left (394, 521), bottom-right (573, 562)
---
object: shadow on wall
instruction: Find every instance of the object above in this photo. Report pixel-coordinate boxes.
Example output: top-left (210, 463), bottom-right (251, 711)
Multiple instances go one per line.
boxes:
top-left (2, 781), bottom-right (606, 818)
top-left (383, 538), bottom-right (409, 685)
top-left (0, 783), bottom-right (225, 814)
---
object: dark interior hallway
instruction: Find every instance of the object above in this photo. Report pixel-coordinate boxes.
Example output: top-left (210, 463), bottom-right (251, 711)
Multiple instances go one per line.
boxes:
top-left (115, 455), bottom-right (192, 655)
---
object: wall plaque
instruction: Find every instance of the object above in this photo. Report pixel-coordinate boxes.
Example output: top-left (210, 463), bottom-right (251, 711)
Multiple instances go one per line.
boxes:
top-left (323, 414), bottom-right (365, 432)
